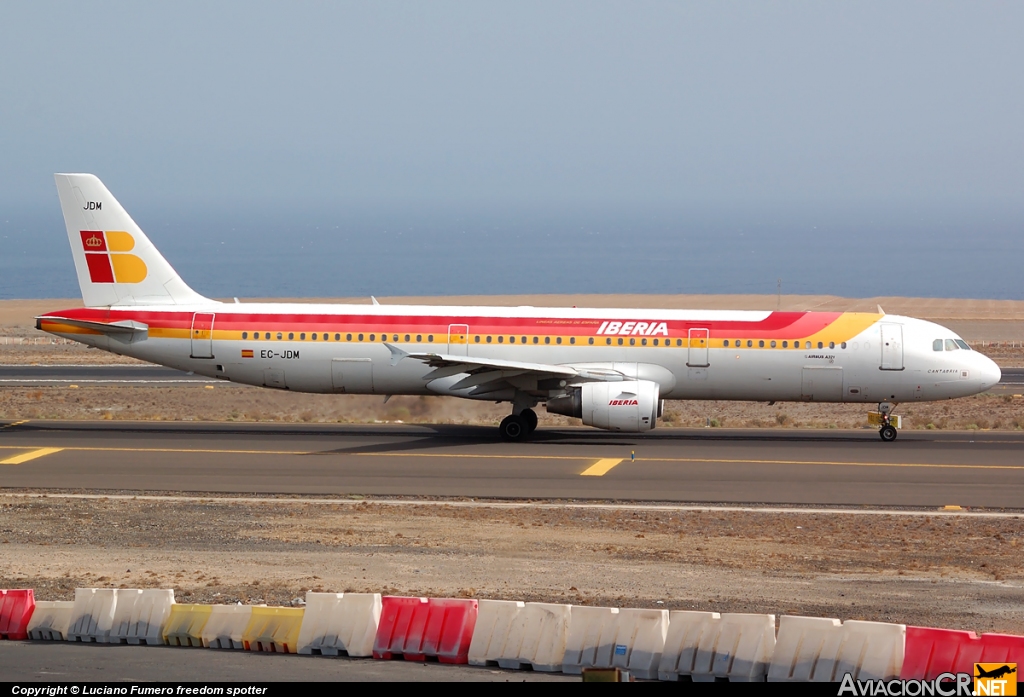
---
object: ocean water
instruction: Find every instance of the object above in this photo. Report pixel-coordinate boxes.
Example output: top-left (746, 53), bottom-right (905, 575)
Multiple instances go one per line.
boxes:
top-left (2, 203), bottom-right (1022, 301)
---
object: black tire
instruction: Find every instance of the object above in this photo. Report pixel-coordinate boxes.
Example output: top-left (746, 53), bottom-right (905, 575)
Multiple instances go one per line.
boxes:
top-left (879, 425), bottom-right (898, 442)
top-left (499, 414), bottom-right (528, 442)
top-left (521, 408), bottom-right (538, 433)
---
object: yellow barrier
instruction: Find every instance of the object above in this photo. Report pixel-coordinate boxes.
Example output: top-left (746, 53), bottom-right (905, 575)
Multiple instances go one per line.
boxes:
top-left (163, 604), bottom-right (213, 647)
top-left (242, 606), bottom-right (305, 653)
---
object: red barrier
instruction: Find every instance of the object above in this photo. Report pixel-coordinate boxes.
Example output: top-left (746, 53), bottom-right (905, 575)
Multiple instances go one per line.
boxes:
top-left (373, 596), bottom-right (478, 664)
top-left (0, 589), bottom-right (35, 641)
top-left (902, 626), bottom-right (1024, 679)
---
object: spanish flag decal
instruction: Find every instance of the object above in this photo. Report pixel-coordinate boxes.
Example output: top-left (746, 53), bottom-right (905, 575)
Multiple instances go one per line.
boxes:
top-left (81, 231), bottom-right (148, 283)
top-left (241, 349), bottom-right (254, 358)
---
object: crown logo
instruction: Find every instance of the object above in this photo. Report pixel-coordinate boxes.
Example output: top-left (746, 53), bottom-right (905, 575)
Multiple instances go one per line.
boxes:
top-left (85, 235), bottom-right (103, 248)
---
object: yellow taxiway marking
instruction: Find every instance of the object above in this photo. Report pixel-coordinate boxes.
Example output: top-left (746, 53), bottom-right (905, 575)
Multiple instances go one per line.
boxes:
top-left (0, 447), bottom-right (64, 465)
top-left (0, 445), bottom-right (1021, 471)
top-left (580, 458), bottom-right (625, 477)
top-left (0, 420), bottom-right (29, 430)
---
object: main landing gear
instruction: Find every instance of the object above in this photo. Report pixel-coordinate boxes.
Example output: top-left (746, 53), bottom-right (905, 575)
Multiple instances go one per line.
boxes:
top-left (499, 408), bottom-right (538, 442)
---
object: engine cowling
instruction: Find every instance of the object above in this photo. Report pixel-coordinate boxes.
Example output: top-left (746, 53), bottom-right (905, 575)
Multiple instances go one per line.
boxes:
top-left (546, 380), bottom-right (661, 432)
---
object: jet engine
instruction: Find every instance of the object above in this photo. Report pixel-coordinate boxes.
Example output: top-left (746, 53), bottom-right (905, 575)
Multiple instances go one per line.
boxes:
top-left (546, 380), bottom-right (662, 432)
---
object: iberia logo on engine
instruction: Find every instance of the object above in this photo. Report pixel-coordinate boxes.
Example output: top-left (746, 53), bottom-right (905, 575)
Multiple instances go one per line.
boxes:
top-left (81, 231), bottom-right (147, 284)
top-left (609, 399), bottom-right (639, 406)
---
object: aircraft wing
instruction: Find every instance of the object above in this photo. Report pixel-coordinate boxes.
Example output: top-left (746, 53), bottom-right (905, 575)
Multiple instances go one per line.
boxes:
top-left (386, 344), bottom-right (626, 396)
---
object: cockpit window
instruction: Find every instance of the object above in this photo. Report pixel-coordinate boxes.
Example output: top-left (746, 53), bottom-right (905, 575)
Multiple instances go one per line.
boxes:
top-left (954, 339), bottom-right (971, 350)
top-left (945, 339), bottom-right (959, 351)
top-left (933, 339), bottom-right (943, 352)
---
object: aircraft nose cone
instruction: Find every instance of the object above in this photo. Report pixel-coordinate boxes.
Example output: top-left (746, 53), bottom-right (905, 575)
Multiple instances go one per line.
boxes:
top-left (979, 356), bottom-right (1001, 389)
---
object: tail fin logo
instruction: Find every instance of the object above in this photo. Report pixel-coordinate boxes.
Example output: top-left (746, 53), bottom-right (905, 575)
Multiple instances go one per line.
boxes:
top-left (80, 230), bottom-right (148, 284)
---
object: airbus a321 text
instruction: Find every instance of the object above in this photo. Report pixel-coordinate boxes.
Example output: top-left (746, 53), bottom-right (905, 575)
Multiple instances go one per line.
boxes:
top-left (37, 174), bottom-right (1001, 442)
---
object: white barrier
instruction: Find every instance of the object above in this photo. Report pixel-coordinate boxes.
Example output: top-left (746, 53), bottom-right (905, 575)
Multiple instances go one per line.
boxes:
top-left (515, 603), bottom-right (572, 672)
top-left (658, 611), bottom-right (722, 681)
top-left (833, 620), bottom-right (905, 681)
top-left (699, 613), bottom-right (776, 682)
top-left (562, 606), bottom-right (620, 674)
top-left (110, 589), bottom-right (175, 645)
top-left (201, 605), bottom-right (254, 649)
top-left (26, 601), bottom-right (75, 641)
top-left (297, 592), bottom-right (382, 657)
top-left (769, 615), bottom-right (843, 681)
top-left (609, 608), bottom-right (670, 680)
top-left (66, 588), bottom-right (118, 643)
top-left (468, 600), bottom-right (526, 667)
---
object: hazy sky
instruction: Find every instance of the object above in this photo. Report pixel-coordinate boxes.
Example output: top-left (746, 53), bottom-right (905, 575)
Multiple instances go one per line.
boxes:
top-left (2, 2), bottom-right (1023, 299)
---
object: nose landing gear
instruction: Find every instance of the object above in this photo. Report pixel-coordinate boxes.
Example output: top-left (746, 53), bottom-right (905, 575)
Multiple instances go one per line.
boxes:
top-left (869, 402), bottom-right (901, 442)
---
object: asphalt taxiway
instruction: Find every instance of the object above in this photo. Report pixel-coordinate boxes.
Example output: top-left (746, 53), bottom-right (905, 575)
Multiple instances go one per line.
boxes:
top-left (2, 420), bottom-right (1023, 508)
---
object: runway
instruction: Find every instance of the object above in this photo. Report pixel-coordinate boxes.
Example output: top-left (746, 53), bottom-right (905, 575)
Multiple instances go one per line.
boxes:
top-left (2, 420), bottom-right (1023, 508)
top-left (1, 363), bottom-right (1021, 388)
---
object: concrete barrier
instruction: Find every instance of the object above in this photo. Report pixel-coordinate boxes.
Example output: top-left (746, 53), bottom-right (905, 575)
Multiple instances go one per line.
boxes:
top-left (243, 606), bottom-right (304, 653)
top-left (901, 627), bottom-right (1024, 679)
top-left (374, 596), bottom-right (478, 664)
top-left (67, 588), bottom-right (119, 643)
top-left (163, 604), bottom-right (213, 647)
top-left (699, 613), bottom-right (776, 682)
top-left (201, 605), bottom-right (254, 650)
top-left (297, 592), bottom-right (382, 657)
top-left (0, 589), bottom-right (35, 640)
top-left (658, 611), bottom-right (722, 681)
top-left (109, 589), bottom-right (175, 645)
top-left (27, 601), bottom-right (75, 641)
top-left (769, 615), bottom-right (844, 681)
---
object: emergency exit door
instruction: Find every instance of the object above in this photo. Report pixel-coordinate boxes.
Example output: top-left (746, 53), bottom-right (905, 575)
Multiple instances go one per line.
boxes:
top-left (448, 324), bottom-right (469, 356)
top-left (687, 328), bottom-right (709, 367)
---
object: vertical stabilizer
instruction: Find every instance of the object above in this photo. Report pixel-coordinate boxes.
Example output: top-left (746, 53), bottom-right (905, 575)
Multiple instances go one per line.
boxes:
top-left (54, 173), bottom-right (214, 307)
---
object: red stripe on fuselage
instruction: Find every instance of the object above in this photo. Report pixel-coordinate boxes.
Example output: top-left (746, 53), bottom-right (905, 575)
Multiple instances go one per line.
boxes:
top-left (39, 307), bottom-right (844, 339)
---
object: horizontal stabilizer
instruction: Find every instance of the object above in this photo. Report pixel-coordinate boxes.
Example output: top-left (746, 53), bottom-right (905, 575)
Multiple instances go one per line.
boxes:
top-left (36, 316), bottom-right (148, 337)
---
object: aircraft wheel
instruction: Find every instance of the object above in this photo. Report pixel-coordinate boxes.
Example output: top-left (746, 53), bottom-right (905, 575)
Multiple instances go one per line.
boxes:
top-left (879, 425), bottom-right (898, 442)
top-left (499, 414), bottom-right (529, 442)
top-left (521, 408), bottom-right (538, 433)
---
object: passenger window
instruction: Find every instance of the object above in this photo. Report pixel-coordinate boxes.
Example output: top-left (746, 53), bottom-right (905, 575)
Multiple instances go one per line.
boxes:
top-left (588, 338), bottom-right (594, 345)
top-left (933, 339), bottom-right (943, 351)
top-left (404, 334), bottom-right (410, 342)
top-left (747, 340), bottom-right (753, 348)
top-left (569, 337), bottom-right (575, 345)
top-left (606, 338), bottom-right (612, 345)
top-left (758, 340), bottom-right (765, 348)
top-left (242, 332), bottom-right (248, 339)
top-left (828, 341), bottom-right (834, 349)
top-left (723, 340), bottom-right (729, 347)
top-left (393, 335), bottom-right (398, 342)
top-left (369, 334), bottom-right (375, 341)
top-left (841, 342), bottom-right (847, 349)
top-left (531, 336), bottom-right (536, 344)
top-left (629, 338), bottom-right (635, 346)
top-left (498, 336), bottom-right (504, 343)
top-left (428, 335), bottom-right (434, 342)
top-left (954, 339), bottom-right (971, 350)
top-left (556, 337), bottom-right (562, 345)
top-left (945, 339), bottom-right (958, 351)
top-left (311, 333), bottom-right (316, 340)
top-left (770, 340), bottom-right (776, 348)
top-left (300, 333), bottom-right (306, 340)
top-left (288, 333), bottom-right (294, 340)
top-left (474, 336), bottom-right (480, 343)
top-left (545, 337), bottom-right (551, 344)
top-left (276, 332), bottom-right (283, 340)
top-left (805, 341), bottom-right (811, 349)
top-left (782, 341), bottom-right (788, 348)
top-left (358, 334), bottom-right (364, 341)
top-left (817, 341), bottom-right (823, 349)
top-left (654, 339), bottom-right (660, 346)
top-left (486, 336), bottom-right (492, 343)
top-left (676, 339), bottom-right (682, 347)
top-left (416, 335), bottom-right (422, 342)
top-left (641, 338), bottom-right (647, 346)
top-left (510, 336), bottom-right (516, 344)
top-left (344, 334), bottom-right (350, 341)
top-left (618, 338), bottom-right (624, 346)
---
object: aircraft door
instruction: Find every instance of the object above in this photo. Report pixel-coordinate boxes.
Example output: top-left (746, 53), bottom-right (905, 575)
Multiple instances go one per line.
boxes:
top-left (687, 328), bottom-right (709, 367)
top-left (880, 323), bottom-right (904, 371)
top-left (448, 324), bottom-right (469, 356)
top-left (190, 312), bottom-right (215, 359)
top-left (332, 358), bottom-right (374, 393)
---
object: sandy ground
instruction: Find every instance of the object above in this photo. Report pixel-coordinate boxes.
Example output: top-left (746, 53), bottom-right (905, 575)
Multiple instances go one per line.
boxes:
top-left (1, 495), bottom-right (1021, 634)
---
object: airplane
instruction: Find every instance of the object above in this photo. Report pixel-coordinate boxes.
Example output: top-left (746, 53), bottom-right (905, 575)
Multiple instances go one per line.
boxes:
top-left (975, 665), bottom-right (1016, 680)
top-left (36, 174), bottom-right (1002, 442)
